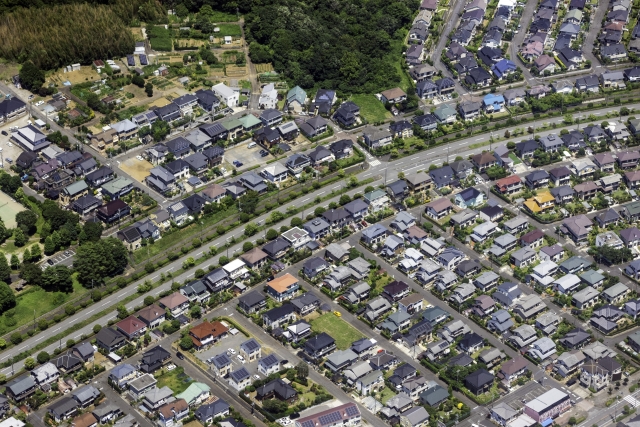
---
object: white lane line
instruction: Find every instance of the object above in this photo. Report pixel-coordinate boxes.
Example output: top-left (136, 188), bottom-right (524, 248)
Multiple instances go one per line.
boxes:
top-left (318, 191), bottom-right (325, 195)
top-left (475, 138), bottom-right (483, 141)
top-left (196, 251), bottom-right (202, 257)
top-left (102, 302), bottom-right (109, 306)
top-left (151, 275), bottom-right (158, 280)
top-left (301, 198), bottom-right (309, 203)
top-left (52, 328), bottom-right (60, 332)
top-left (86, 310), bottom-right (94, 315)
top-left (17, 346), bottom-right (27, 351)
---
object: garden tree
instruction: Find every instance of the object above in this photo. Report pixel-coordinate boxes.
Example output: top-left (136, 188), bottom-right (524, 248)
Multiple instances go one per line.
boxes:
top-left (190, 305), bottom-right (202, 318)
top-left (80, 222), bottom-right (103, 243)
top-left (18, 61), bottom-right (45, 91)
top-left (10, 254), bottom-right (19, 270)
top-left (93, 324), bottom-right (102, 334)
top-left (339, 194), bottom-right (351, 206)
top-left (22, 246), bottom-right (31, 263)
top-left (485, 166), bottom-right (508, 180)
top-left (36, 351), bottom-right (50, 364)
top-left (0, 252), bottom-right (9, 283)
top-left (243, 241), bottom-right (254, 252)
top-left (506, 141), bottom-right (516, 149)
top-left (240, 190), bottom-right (259, 214)
top-left (13, 228), bottom-right (27, 247)
top-left (592, 245), bottom-right (633, 265)
top-left (266, 229), bottom-right (278, 240)
top-left (290, 217), bottom-right (303, 227)
top-left (29, 244), bottom-right (42, 261)
top-left (145, 82), bottom-right (154, 97)
top-left (262, 399), bottom-right (288, 414)
top-left (19, 262), bottom-right (42, 286)
top-left (0, 281), bottom-right (15, 311)
top-left (117, 305), bottom-right (128, 319)
top-left (16, 210), bottom-right (38, 235)
top-left (397, 172), bottom-right (405, 179)
top-left (0, 220), bottom-right (9, 244)
top-left (144, 296), bottom-right (155, 306)
top-left (41, 200), bottom-right (79, 232)
top-left (44, 236), bottom-right (56, 255)
top-left (74, 237), bottom-right (128, 286)
top-left (295, 361), bottom-right (309, 379)
top-left (24, 357), bottom-right (36, 370)
top-left (41, 265), bottom-right (73, 293)
top-left (218, 255), bottom-right (229, 265)
top-left (179, 335), bottom-right (194, 350)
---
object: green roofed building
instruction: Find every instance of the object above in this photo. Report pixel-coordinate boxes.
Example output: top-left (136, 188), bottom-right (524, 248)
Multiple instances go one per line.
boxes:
top-left (221, 118), bottom-right (243, 139)
top-left (238, 114), bottom-right (262, 132)
top-left (176, 382), bottom-right (211, 406)
top-left (287, 86), bottom-right (307, 113)
top-left (101, 177), bottom-right (134, 200)
top-left (433, 104), bottom-right (457, 124)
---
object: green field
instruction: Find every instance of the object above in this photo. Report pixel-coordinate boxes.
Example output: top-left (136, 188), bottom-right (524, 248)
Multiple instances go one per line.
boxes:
top-left (310, 313), bottom-right (365, 350)
top-left (350, 94), bottom-right (391, 123)
top-left (508, 152), bottom-right (522, 165)
top-left (155, 366), bottom-right (193, 394)
top-left (0, 191), bottom-right (25, 228)
top-left (217, 24), bottom-right (242, 37)
top-left (209, 11), bottom-right (238, 22)
top-left (0, 273), bottom-right (88, 335)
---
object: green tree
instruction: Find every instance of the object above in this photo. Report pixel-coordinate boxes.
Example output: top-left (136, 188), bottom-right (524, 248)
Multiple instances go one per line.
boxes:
top-left (243, 241), bottom-right (254, 252)
top-left (13, 228), bottom-right (27, 247)
top-left (263, 399), bottom-right (288, 414)
top-left (93, 324), bottom-right (102, 334)
top-left (36, 351), bottom-right (50, 364)
top-left (179, 335), bottom-right (194, 350)
top-left (74, 237), bottom-right (128, 286)
top-left (23, 357), bottom-right (36, 370)
top-left (10, 254), bottom-right (19, 270)
top-left (0, 252), bottom-right (10, 283)
top-left (19, 262), bottom-right (42, 286)
top-left (266, 229), bottom-right (278, 240)
top-left (296, 362), bottom-right (309, 379)
top-left (131, 74), bottom-right (145, 88)
top-left (80, 222), bottom-right (103, 243)
top-left (19, 60), bottom-right (45, 91)
top-left (190, 305), bottom-right (202, 318)
top-left (339, 194), bottom-right (352, 206)
top-left (290, 217), bottom-right (303, 227)
top-left (41, 265), bottom-right (73, 293)
top-left (22, 246), bottom-right (31, 263)
top-left (0, 281), bottom-right (16, 311)
top-left (29, 244), bottom-right (42, 261)
top-left (244, 223), bottom-right (259, 237)
top-left (145, 82), bottom-right (154, 97)
top-left (44, 236), bottom-right (56, 255)
top-left (144, 296), bottom-right (155, 306)
top-left (16, 210), bottom-right (38, 235)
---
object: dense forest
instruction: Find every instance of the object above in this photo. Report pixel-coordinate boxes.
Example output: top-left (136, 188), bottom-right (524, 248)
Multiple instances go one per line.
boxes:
top-left (245, 0), bottom-right (418, 93)
top-left (0, 0), bottom-right (165, 70)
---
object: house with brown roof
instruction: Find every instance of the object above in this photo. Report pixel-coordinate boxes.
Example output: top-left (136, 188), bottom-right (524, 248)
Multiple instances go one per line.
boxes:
top-left (425, 198), bottom-right (454, 220)
top-left (472, 152), bottom-right (498, 172)
top-left (574, 181), bottom-right (599, 200)
top-left (116, 316), bottom-right (147, 340)
top-left (497, 356), bottom-right (529, 387)
top-left (157, 399), bottom-right (189, 427)
top-left (200, 183), bottom-right (226, 204)
top-left (266, 273), bottom-right (299, 302)
top-left (593, 153), bottom-right (616, 173)
top-left (158, 292), bottom-right (190, 318)
top-left (189, 321), bottom-right (229, 349)
top-left (72, 412), bottom-right (98, 427)
top-left (380, 88), bottom-right (408, 104)
top-left (495, 175), bottom-right (522, 194)
top-left (520, 229), bottom-right (545, 248)
top-left (91, 128), bottom-right (118, 150)
top-left (240, 247), bottom-right (269, 270)
top-left (137, 304), bottom-right (166, 328)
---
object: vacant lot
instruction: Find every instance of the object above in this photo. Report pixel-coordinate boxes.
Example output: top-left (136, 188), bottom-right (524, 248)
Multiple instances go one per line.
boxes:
top-left (155, 366), bottom-right (193, 394)
top-left (52, 66), bottom-right (100, 85)
top-left (147, 96), bottom-right (172, 108)
top-left (351, 94), bottom-right (391, 123)
top-left (120, 157), bottom-right (153, 183)
top-left (0, 191), bottom-right (24, 228)
top-left (311, 313), bottom-right (365, 350)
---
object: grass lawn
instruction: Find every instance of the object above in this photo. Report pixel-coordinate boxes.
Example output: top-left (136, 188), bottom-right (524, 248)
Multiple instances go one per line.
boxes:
top-left (0, 273), bottom-right (88, 335)
top-left (390, 40), bottom-right (412, 93)
top-left (379, 386), bottom-right (396, 404)
top-left (311, 313), bottom-right (365, 350)
top-left (155, 366), bottom-right (193, 394)
top-left (217, 24), bottom-right (242, 37)
top-left (508, 152), bottom-right (522, 165)
top-left (350, 94), bottom-right (391, 123)
top-left (239, 80), bottom-right (252, 89)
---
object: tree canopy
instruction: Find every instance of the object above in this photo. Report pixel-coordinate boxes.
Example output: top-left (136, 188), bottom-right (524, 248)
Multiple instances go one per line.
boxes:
top-left (41, 265), bottom-right (73, 293)
top-left (245, 0), bottom-right (418, 92)
top-left (74, 237), bottom-right (128, 286)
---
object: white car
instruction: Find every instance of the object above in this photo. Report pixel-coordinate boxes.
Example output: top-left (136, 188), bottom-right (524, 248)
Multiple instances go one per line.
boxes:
top-left (136, 155), bottom-right (143, 161)
top-left (228, 348), bottom-right (236, 355)
top-left (237, 355), bottom-right (245, 363)
top-left (7, 142), bottom-right (12, 147)
top-left (36, 101), bottom-right (44, 106)
top-left (253, 374), bottom-right (260, 380)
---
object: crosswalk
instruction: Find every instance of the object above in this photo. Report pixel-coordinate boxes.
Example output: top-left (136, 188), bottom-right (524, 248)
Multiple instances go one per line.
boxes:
top-left (368, 159), bottom-right (381, 167)
top-left (624, 394), bottom-right (640, 407)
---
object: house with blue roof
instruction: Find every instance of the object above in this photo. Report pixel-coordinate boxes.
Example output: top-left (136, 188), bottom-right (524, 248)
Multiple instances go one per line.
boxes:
top-left (455, 187), bottom-right (486, 208)
top-left (491, 59), bottom-right (517, 80)
top-left (483, 94), bottom-right (505, 113)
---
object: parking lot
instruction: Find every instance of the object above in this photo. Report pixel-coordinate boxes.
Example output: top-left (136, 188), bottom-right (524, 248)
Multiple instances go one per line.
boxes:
top-left (196, 319), bottom-right (281, 381)
top-left (224, 141), bottom-right (274, 172)
top-left (41, 249), bottom-right (75, 270)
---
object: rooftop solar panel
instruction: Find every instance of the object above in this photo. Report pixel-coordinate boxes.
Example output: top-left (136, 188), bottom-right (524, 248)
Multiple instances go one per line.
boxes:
top-left (139, 55), bottom-right (148, 65)
top-left (345, 405), bottom-right (359, 416)
top-left (301, 421), bottom-right (314, 427)
top-left (127, 55), bottom-right (135, 66)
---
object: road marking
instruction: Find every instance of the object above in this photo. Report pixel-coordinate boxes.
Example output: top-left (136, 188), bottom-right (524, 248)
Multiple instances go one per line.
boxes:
top-left (52, 328), bottom-right (60, 332)
top-left (17, 346), bottom-right (27, 351)
top-left (102, 302), bottom-right (109, 306)
top-left (318, 191), bottom-right (325, 195)
top-left (369, 159), bottom-right (381, 166)
top-left (151, 275), bottom-right (158, 280)
top-left (86, 310), bottom-right (94, 315)
top-left (196, 251), bottom-right (202, 257)
top-left (155, 289), bottom-right (163, 295)
top-left (475, 138), bottom-right (484, 141)
top-left (625, 395), bottom-right (640, 407)
top-left (301, 198), bottom-right (309, 203)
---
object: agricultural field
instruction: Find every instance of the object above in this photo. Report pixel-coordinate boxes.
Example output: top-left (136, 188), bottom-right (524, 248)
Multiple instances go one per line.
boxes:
top-left (216, 24), bottom-right (242, 37)
top-left (173, 39), bottom-right (207, 49)
top-left (225, 65), bottom-right (247, 77)
top-left (255, 63), bottom-right (274, 73)
top-left (149, 26), bottom-right (173, 51)
top-left (310, 313), bottom-right (365, 350)
top-left (0, 191), bottom-right (25, 228)
top-left (51, 66), bottom-right (101, 85)
top-left (351, 94), bottom-right (391, 123)
top-left (130, 27), bottom-right (145, 42)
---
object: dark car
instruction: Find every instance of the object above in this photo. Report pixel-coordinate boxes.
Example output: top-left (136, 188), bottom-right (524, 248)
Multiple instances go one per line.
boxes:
top-left (176, 352), bottom-right (185, 360)
top-left (47, 259), bottom-right (54, 265)
top-left (1, 130), bottom-right (7, 136)
top-left (259, 150), bottom-right (269, 157)
top-left (232, 160), bottom-right (243, 167)
top-left (566, 377), bottom-right (577, 386)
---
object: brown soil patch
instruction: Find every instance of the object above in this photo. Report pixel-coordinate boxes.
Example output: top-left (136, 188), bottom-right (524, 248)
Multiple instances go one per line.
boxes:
top-left (120, 158), bottom-right (153, 183)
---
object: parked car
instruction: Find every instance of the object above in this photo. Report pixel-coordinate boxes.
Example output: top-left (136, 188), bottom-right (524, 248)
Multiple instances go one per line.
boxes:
top-left (233, 160), bottom-right (243, 167)
top-left (176, 352), bottom-right (185, 360)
